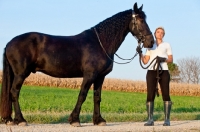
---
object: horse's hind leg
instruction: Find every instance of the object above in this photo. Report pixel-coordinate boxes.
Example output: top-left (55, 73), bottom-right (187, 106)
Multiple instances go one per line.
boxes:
top-left (10, 74), bottom-right (29, 126)
top-left (93, 76), bottom-right (106, 126)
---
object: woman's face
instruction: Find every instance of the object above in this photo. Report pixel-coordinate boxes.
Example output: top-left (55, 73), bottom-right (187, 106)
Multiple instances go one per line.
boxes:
top-left (154, 28), bottom-right (164, 40)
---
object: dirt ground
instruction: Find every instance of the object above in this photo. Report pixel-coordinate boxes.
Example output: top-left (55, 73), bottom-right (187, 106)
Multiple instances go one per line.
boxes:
top-left (0, 120), bottom-right (200, 132)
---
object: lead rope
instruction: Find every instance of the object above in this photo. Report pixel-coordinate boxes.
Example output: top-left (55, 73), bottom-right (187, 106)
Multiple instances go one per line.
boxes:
top-left (153, 57), bottom-right (163, 97)
top-left (94, 27), bottom-right (138, 64)
top-left (139, 52), bottom-right (163, 97)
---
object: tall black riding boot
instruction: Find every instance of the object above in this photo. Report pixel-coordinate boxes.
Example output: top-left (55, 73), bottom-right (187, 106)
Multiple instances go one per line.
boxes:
top-left (163, 101), bottom-right (172, 126)
top-left (144, 101), bottom-right (154, 126)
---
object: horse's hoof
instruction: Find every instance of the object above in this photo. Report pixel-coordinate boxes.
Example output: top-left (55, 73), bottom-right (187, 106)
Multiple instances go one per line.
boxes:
top-left (18, 122), bottom-right (28, 126)
top-left (6, 121), bottom-right (15, 126)
top-left (97, 122), bottom-right (106, 126)
top-left (70, 122), bottom-right (81, 127)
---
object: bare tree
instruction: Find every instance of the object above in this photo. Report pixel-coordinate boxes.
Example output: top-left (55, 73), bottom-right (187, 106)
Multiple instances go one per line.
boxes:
top-left (177, 56), bottom-right (200, 84)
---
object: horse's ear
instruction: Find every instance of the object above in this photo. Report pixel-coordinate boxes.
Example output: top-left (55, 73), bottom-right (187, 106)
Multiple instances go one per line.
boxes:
top-left (133, 2), bottom-right (139, 13)
top-left (139, 4), bottom-right (143, 12)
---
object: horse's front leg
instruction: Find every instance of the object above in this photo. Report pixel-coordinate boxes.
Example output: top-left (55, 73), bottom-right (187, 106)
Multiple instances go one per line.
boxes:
top-left (68, 74), bottom-right (95, 127)
top-left (93, 76), bottom-right (106, 126)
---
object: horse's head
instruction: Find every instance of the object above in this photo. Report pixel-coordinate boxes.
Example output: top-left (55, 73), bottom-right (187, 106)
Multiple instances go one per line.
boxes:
top-left (129, 3), bottom-right (154, 48)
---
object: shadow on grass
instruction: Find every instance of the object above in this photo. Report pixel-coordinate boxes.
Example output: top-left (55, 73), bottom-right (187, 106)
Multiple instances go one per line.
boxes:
top-left (49, 114), bottom-right (93, 124)
top-left (24, 111), bottom-right (200, 124)
top-left (152, 113), bottom-right (163, 121)
top-left (173, 107), bottom-right (200, 113)
top-left (195, 114), bottom-right (200, 120)
top-left (172, 107), bottom-right (200, 120)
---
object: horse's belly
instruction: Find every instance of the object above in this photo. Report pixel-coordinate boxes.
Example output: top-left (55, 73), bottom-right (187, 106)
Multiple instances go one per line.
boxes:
top-left (38, 68), bottom-right (83, 78)
top-left (36, 62), bottom-right (83, 78)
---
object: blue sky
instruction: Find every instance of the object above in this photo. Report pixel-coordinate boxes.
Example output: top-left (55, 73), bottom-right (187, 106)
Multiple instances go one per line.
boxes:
top-left (0, 1), bottom-right (200, 81)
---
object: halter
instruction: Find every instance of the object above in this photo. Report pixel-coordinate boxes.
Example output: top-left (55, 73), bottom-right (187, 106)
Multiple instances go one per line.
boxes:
top-left (130, 12), bottom-right (152, 47)
top-left (93, 12), bottom-right (152, 64)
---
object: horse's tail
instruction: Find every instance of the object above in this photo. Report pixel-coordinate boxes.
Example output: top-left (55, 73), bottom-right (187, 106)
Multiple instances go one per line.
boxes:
top-left (0, 48), bottom-right (14, 119)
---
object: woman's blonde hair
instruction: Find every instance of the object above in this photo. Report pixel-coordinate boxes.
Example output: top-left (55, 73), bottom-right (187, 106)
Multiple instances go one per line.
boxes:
top-left (154, 26), bottom-right (165, 36)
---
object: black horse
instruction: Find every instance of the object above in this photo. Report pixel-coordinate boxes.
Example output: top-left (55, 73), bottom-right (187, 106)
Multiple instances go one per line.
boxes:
top-left (0, 3), bottom-right (154, 126)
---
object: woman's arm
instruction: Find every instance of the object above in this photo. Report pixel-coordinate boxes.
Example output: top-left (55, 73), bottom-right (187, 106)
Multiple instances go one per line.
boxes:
top-left (166, 55), bottom-right (173, 63)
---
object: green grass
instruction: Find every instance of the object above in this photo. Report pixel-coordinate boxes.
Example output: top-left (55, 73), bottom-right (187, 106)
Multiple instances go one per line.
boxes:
top-left (2, 85), bottom-right (200, 123)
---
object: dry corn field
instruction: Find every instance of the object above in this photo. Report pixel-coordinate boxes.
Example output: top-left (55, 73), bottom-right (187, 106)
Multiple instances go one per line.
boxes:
top-left (0, 72), bottom-right (200, 96)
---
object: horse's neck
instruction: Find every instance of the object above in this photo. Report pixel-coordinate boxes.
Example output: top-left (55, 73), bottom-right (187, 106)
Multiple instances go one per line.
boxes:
top-left (95, 10), bottom-right (132, 54)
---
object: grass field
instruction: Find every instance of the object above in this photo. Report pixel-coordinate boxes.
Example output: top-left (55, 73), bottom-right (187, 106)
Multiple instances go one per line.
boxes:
top-left (6, 85), bottom-right (199, 124)
top-left (1, 72), bottom-right (200, 96)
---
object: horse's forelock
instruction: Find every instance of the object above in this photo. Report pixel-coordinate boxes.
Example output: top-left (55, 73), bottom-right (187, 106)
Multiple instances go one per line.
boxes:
top-left (138, 11), bottom-right (146, 20)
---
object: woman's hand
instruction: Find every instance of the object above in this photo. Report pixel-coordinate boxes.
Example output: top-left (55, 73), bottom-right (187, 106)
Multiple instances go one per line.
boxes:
top-left (158, 57), bottom-right (167, 62)
top-left (136, 46), bottom-right (142, 56)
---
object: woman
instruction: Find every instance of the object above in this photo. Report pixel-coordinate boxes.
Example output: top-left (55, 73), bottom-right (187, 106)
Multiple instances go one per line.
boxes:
top-left (136, 27), bottom-right (173, 126)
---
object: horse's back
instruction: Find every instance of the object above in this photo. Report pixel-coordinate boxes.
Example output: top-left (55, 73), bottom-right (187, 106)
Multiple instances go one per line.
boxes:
top-left (5, 32), bottom-right (82, 77)
top-left (5, 31), bottom-right (112, 78)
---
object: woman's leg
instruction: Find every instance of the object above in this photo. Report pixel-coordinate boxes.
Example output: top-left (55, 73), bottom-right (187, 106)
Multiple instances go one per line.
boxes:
top-left (146, 70), bottom-right (157, 102)
top-left (144, 70), bottom-right (157, 126)
top-left (159, 70), bottom-right (171, 101)
top-left (159, 70), bottom-right (172, 126)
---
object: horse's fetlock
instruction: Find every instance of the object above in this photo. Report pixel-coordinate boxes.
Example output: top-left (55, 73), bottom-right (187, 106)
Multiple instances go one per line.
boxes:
top-left (2, 117), bottom-right (13, 124)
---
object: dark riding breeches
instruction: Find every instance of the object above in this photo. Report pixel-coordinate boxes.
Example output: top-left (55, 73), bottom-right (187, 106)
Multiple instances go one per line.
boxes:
top-left (146, 70), bottom-right (171, 102)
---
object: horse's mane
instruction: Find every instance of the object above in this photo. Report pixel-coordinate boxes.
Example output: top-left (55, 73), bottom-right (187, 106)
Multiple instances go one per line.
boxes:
top-left (94, 9), bottom-right (132, 38)
top-left (95, 9), bottom-right (146, 32)
top-left (93, 9), bottom-right (146, 47)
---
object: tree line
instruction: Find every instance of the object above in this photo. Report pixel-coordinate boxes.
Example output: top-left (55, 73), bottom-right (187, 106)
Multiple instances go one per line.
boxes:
top-left (168, 56), bottom-right (200, 84)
